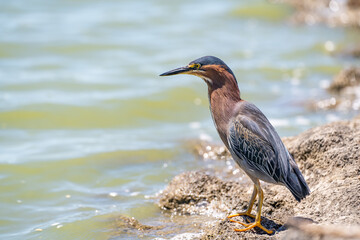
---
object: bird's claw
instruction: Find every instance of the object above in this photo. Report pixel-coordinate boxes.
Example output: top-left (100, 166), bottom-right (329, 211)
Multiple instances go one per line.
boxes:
top-left (227, 213), bottom-right (273, 234)
top-left (234, 220), bottom-right (274, 234)
top-left (227, 212), bottom-right (256, 226)
top-left (228, 212), bottom-right (256, 219)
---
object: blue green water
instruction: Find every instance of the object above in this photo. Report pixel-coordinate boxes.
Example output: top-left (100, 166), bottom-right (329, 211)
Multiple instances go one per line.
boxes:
top-left (1, 0), bottom-right (359, 239)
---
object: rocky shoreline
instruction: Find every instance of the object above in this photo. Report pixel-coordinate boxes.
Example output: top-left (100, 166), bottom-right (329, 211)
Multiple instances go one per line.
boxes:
top-left (159, 116), bottom-right (360, 239)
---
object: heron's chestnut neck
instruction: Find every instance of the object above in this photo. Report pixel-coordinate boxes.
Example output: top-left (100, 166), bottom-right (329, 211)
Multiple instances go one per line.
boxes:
top-left (202, 66), bottom-right (241, 147)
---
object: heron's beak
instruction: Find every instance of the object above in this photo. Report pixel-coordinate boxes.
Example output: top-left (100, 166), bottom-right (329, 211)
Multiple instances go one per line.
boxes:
top-left (159, 66), bottom-right (192, 76)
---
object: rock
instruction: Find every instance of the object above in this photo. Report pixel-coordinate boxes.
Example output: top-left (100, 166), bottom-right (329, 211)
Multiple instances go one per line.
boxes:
top-left (271, 0), bottom-right (360, 27)
top-left (185, 140), bottom-right (244, 180)
top-left (282, 118), bottom-right (360, 225)
top-left (313, 67), bottom-right (360, 111)
top-left (158, 116), bottom-right (360, 239)
top-left (328, 67), bottom-right (360, 93)
top-left (113, 215), bottom-right (163, 231)
top-left (159, 171), bottom-right (283, 239)
top-left (284, 217), bottom-right (360, 240)
top-left (188, 140), bottom-right (231, 161)
top-left (341, 45), bottom-right (360, 58)
top-left (158, 171), bottom-right (243, 216)
top-left (110, 215), bottom-right (166, 239)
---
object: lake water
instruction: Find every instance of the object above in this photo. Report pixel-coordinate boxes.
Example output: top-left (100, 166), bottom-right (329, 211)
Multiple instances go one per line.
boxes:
top-left (1, 0), bottom-right (359, 239)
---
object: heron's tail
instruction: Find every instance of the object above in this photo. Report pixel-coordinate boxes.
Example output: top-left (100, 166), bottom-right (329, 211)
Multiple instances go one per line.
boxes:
top-left (283, 163), bottom-right (310, 202)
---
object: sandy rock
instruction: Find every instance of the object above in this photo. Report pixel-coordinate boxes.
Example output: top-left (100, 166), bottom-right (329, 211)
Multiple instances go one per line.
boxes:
top-left (159, 117), bottom-right (360, 239)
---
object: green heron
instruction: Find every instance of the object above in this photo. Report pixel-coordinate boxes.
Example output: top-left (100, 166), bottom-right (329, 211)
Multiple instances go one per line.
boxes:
top-left (160, 56), bottom-right (310, 234)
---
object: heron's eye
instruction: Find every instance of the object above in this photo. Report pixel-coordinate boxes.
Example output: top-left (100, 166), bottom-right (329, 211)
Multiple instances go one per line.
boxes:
top-left (188, 63), bottom-right (201, 70)
top-left (190, 63), bottom-right (201, 70)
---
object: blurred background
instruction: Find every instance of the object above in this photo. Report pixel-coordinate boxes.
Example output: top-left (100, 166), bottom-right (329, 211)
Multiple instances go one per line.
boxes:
top-left (0, 0), bottom-right (359, 239)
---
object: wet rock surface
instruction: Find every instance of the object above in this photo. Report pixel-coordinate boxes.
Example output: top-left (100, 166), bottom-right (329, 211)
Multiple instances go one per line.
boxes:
top-left (158, 116), bottom-right (360, 239)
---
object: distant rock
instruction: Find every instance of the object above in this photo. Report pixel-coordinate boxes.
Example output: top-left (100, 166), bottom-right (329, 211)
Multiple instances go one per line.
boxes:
top-left (272, 0), bottom-right (360, 28)
top-left (341, 45), bottom-right (360, 59)
top-left (314, 67), bottom-right (360, 111)
top-left (328, 67), bottom-right (360, 93)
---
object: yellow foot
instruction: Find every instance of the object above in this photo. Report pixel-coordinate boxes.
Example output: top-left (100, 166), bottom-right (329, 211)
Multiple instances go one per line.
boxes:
top-left (234, 220), bottom-right (273, 235)
top-left (227, 212), bottom-right (256, 226)
top-left (228, 212), bottom-right (256, 219)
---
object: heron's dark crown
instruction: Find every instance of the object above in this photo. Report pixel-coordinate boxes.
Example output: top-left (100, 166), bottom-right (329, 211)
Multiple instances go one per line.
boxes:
top-left (189, 56), bottom-right (235, 77)
top-left (189, 56), bottom-right (227, 66)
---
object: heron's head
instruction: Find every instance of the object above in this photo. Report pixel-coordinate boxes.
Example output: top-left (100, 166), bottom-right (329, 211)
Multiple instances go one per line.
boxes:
top-left (160, 56), bottom-right (236, 87)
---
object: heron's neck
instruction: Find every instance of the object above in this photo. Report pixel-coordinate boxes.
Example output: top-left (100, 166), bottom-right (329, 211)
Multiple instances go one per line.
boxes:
top-left (207, 72), bottom-right (241, 147)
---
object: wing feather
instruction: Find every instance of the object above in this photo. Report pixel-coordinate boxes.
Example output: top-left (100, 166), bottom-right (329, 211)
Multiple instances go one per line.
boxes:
top-left (227, 102), bottom-right (291, 183)
top-left (227, 101), bottom-right (310, 201)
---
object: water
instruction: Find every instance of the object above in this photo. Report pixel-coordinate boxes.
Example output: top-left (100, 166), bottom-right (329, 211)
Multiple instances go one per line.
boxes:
top-left (1, 0), bottom-right (360, 239)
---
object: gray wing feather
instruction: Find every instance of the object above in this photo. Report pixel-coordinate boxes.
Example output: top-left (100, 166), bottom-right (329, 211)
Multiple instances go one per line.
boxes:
top-left (228, 118), bottom-right (283, 182)
top-left (227, 101), bottom-right (310, 201)
top-left (227, 102), bottom-right (290, 183)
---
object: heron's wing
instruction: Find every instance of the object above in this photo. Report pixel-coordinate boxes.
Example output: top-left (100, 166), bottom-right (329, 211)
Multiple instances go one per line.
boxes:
top-left (227, 105), bottom-right (289, 182)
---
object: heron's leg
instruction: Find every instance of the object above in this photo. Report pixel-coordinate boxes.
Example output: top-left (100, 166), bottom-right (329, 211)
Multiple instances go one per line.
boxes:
top-left (228, 184), bottom-right (257, 221)
top-left (233, 181), bottom-right (273, 234)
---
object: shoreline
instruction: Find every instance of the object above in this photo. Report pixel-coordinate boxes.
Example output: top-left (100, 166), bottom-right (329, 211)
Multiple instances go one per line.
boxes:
top-left (158, 116), bottom-right (360, 239)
